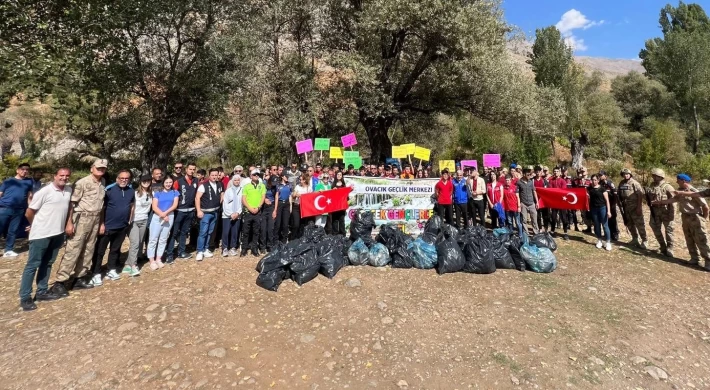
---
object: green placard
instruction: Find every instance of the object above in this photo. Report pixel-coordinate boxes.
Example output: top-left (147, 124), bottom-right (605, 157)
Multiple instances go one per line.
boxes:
top-left (314, 138), bottom-right (330, 151)
top-left (344, 151), bottom-right (360, 159)
top-left (344, 156), bottom-right (362, 169)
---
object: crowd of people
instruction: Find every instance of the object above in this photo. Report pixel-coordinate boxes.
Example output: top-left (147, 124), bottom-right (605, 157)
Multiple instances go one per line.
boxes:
top-left (4, 158), bottom-right (710, 311)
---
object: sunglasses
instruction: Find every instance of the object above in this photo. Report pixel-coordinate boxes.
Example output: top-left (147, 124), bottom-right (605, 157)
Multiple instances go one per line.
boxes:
top-left (174, 166), bottom-right (183, 169)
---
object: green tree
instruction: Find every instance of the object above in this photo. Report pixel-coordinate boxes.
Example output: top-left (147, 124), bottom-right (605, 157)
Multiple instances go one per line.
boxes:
top-left (320, 0), bottom-right (509, 162)
top-left (610, 71), bottom-right (675, 132)
top-left (641, 2), bottom-right (710, 153)
top-left (635, 118), bottom-right (689, 171)
top-left (527, 26), bottom-right (573, 88)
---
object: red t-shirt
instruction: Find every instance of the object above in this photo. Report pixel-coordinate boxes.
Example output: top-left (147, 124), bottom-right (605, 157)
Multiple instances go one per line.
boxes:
top-left (221, 176), bottom-right (230, 189)
top-left (548, 177), bottom-right (567, 189)
top-left (503, 185), bottom-right (519, 212)
top-left (435, 179), bottom-right (454, 205)
top-left (533, 178), bottom-right (547, 188)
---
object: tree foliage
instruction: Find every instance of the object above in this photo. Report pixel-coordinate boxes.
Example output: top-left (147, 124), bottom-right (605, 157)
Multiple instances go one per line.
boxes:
top-left (527, 26), bottom-right (573, 88)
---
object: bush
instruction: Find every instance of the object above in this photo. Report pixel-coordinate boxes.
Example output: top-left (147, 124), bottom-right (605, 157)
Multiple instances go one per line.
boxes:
top-left (678, 155), bottom-right (710, 184)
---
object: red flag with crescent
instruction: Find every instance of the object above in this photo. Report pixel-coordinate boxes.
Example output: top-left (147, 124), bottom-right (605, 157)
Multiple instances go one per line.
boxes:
top-left (300, 187), bottom-right (353, 218)
top-left (536, 187), bottom-right (589, 211)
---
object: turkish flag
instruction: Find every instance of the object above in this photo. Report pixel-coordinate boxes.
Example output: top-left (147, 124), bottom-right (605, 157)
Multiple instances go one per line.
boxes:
top-left (300, 187), bottom-right (353, 218)
top-left (537, 187), bottom-right (589, 211)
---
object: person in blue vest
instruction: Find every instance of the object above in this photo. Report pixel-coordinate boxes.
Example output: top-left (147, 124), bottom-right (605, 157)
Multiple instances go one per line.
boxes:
top-left (165, 162), bottom-right (198, 263)
top-left (0, 163), bottom-right (34, 258)
top-left (195, 168), bottom-right (223, 261)
top-left (89, 169), bottom-right (135, 286)
top-left (452, 169), bottom-right (470, 229)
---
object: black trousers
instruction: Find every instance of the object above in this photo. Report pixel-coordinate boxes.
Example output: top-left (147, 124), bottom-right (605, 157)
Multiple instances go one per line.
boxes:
top-left (437, 204), bottom-right (453, 225)
top-left (242, 211), bottom-right (261, 251)
top-left (290, 204), bottom-right (302, 240)
top-left (274, 201), bottom-right (290, 243)
top-left (91, 227), bottom-right (128, 273)
top-left (537, 208), bottom-right (550, 231)
top-left (260, 203), bottom-right (276, 250)
top-left (551, 209), bottom-right (569, 233)
top-left (609, 201), bottom-right (619, 239)
top-left (454, 203), bottom-right (469, 229)
top-left (331, 211), bottom-right (347, 236)
top-left (488, 207), bottom-right (500, 229)
top-left (166, 210), bottom-right (195, 257)
top-left (468, 199), bottom-right (486, 227)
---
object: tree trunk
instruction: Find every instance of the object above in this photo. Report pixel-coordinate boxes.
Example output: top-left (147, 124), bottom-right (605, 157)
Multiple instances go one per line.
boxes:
top-left (141, 127), bottom-right (179, 174)
top-left (570, 136), bottom-right (587, 169)
top-left (361, 114), bottom-right (394, 163)
top-left (693, 103), bottom-right (700, 153)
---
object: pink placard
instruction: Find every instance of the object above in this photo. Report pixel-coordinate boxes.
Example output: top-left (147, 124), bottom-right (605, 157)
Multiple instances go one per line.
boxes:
top-left (482, 154), bottom-right (501, 167)
top-left (296, 139), bottom-right (314, 154)
top-left (341, 133), bottom-right (357, 148)
top-left (461, 160), bottom-right (478, 170)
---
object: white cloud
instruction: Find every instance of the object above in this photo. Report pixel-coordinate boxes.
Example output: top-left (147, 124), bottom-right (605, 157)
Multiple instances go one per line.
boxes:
top-left (555, 9), bottom-right (604, 52)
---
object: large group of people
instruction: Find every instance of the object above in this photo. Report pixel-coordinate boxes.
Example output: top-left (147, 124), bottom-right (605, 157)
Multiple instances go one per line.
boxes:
top-left (5, 158), bottom-right (710, 311)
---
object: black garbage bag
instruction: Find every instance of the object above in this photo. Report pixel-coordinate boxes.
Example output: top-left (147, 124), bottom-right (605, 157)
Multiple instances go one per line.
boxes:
top-left (348, 238), bottom-right (370, 265)
top-left (436, 224), bottom-right (459, 245)
top-left (317, 237), bottom-right (348, 278)
top-left (531, 232), bottom-right (557, 252)
top-left (461, 236), bottom-right (496, 274)
top-left (350, 211), bottom-right (376, 241)
top-left (255, 243), bottom-right (291, 273)
top-left (435, 237), bottom-right (465, 274)
top-left (506, 236), bottom-right (526, 271)
top-left (376, 225), bottom-right (412, 250)
top-left (256, 267), bottom-right (290, 291)
top-left (391, 247), bottom-right (416, 268)
top-left (303, 224), bottom-right (327, 243)
top-left (491, 236), bottom-right (515, 269)
top-left (424, 215), bottom-right (443, 236)
top-left (290, 246), bottom-right (320, 285)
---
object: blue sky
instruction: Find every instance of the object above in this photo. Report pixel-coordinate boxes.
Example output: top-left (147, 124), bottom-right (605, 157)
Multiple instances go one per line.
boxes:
top-left (502, 0), bottom-right (710, 59)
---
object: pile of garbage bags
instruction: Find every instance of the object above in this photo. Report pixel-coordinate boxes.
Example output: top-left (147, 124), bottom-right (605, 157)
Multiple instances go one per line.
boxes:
top-left (255, 212), bottom-right (557, 291)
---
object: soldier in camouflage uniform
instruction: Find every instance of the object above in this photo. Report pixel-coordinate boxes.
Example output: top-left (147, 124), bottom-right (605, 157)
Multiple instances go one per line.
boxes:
top-left (647, 168), bottom-right (676, 257)
top-left (618, 168), bottom-right (648, 248)
top-left (654, 174), bottom-right (710, 270)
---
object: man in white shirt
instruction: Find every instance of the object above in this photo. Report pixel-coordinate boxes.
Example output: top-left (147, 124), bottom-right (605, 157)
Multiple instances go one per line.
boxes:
top-left (467, 168), bottom-right (487, 227)
top-left (18, 168), bottom-right (73, 311)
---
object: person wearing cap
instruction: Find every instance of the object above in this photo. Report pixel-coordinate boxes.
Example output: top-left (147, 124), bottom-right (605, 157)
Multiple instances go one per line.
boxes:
top-left (598, 170), bottom-right (620, 241)
top-left (124, 175), bottom-right (153, 277)
top-left (618, 168), bottom-right (648, 248)
top-left (648, 168), bottom-right (676, 257)
top-left (517, 166), bottom-right (540, 235)
top-left (88, 169), bottom-right (135, 286)
top-left (166, 162), bottom-right (198, 262)
top-left (259, 174), bottom-right (280, 253)
top-left (53, 158), bottom-right (107, 291)
top-left (241, 168), bottom-right (266, 256)
top-left (0, 162), bottom-right (34, 258)
top-left (654, 174), bottom-right (710, 269)
top-left (435, 169), bottom-right (454, 224)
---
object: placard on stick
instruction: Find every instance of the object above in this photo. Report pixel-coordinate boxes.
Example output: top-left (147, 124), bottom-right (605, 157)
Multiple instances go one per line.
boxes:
top-left (314, 138), bottom-right (330, 151)
top-left (392, 145), bottom-right (407, 159)
top-left (344, 156), bottom-right (362, 169)
top-left (329, 147), bottom-right (343, 159)
top-left (439, 160), bottom-right (455, 173)
top-left (461, 160), bottom-right (478, 170)
top-left (343, 150), bottom-right (359, 159)
top-left (482, 154), bottom-right (501, 167)
top-left (296, 139), bottom-right (313, 155)
top-left (341, 133), bottom-right (357, 148)
top-left (402, 143), bottom-right (416, 156)
top-left (413, 146), bottom-right (431, 161)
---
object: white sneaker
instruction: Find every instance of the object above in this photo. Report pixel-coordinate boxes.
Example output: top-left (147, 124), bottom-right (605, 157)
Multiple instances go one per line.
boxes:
top-left (595, 240), bottom-right (603, 249)
top-left (196, 252), bottom-right (204, 261)
top-left (105, 269), bottom-right (121, 281)
top-left (203, 250), bottom-right (214, 258)
top-left (605, 242), bottom-right (612, 251)
top-left (3, 250), bottom-right (18, 258)
top-left (90, 274), bottom-right (103, 286)
top-left (640, 241), bottom-right (649, 250)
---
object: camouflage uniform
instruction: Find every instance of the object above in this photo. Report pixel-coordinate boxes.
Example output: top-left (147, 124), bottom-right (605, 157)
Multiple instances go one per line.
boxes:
top-left (678, 186), bottom-right (710, 266)
top-left (618, 176), bottom-right (647, 242)
top-left (54, 174), bottom-right (106, 284)
top-left (648, 179), bottom-right (675, 253)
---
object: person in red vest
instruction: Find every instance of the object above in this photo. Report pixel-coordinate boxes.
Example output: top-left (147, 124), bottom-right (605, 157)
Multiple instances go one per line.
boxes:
top-left (434, 169), bottom-right (454, 224)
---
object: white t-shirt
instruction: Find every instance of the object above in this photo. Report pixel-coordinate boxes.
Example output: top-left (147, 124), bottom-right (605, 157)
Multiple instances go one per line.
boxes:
top-left (28, 183), bottom-right (72, 240)
top-left (293, 184), bottom-right (311, 205)
top-left (133, 192), bottom-right (152, 222)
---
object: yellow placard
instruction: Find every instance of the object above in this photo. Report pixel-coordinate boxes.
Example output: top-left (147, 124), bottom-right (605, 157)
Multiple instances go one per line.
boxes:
top-left (392, 145), bottom-right (407, 159)
top-left (402, 143), bottom-right (416, 155)
top-left (439, 160), bottom-right (455, 173)
top-left (414, 146), bottom-right (431, 161)
top-left (329, 146), bottom-right (344, 159)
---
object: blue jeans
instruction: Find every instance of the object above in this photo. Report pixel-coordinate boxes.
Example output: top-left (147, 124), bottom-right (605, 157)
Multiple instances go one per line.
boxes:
top-left (147, 214), bottom-right (174, 259)
top-left (19, 234), bottom-right (65, 300)
top-left (222, 218), bottom-right (241, 250)
top-left (166, 210), bottom-right (195, 257)
top-left (590, 206), bottom-right (611, 242)
top-left (0, 207), bottom-right (26, 251)
top-left (197, 212), bottom-right (218, 252)
top-left (506, 211), bottom-right (524, 237)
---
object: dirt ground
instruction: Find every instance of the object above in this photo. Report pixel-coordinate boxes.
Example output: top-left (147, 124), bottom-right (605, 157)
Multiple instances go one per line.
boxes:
top-left (1, 215), bottom-right (710, 390)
